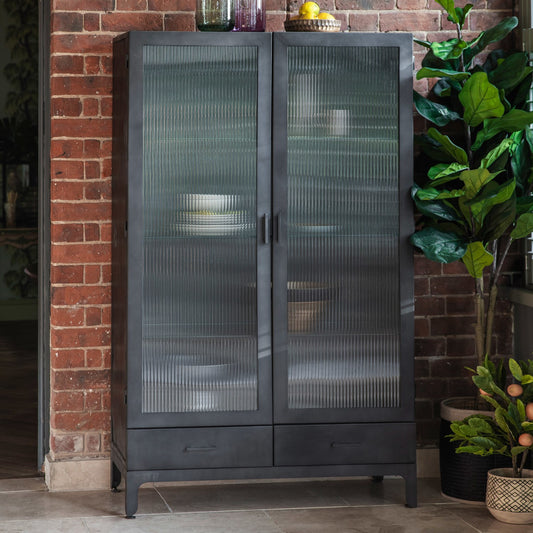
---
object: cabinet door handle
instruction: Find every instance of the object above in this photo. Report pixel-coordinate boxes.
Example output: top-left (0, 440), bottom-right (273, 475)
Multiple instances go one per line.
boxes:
top-left (274, 212), bottom-right (282, 242)
top-left (262, 213), bottom-right (271, 244)
top-left (184, 445), bottom-right (217, 453)
top-left (331, 441), bottom-right (361, 448)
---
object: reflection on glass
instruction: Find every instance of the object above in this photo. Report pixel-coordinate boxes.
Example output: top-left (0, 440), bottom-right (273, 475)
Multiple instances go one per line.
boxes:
top-left (142, 45), bottom-right (258, 413)
top-left (286, 46), bottom-right (401, 409)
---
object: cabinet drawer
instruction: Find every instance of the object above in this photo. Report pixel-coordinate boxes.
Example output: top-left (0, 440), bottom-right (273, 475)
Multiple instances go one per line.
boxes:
top-left (274, 423), bottom-right (415, 466)
top-left (128, 426), bottom-right (272, 470)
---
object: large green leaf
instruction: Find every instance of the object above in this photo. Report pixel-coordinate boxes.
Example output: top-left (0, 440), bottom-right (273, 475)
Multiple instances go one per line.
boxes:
top-left (433, 78), bottom-right (463, 97)
top-left (431, 39), bottom-right (468, 61)
top-left (459, 168), bottom-right (495, 199)
top-left (509, 359), bottom-right (523, 381)
top-left (411, 226), bottom-right (467, 263)
top-left (480, 139), bottom-right (514, 169)
top-left (462, 241), bottom-right (493, 278)
top-left (468, 416), bottom-right (493, 434)
top-left (510, 213), bottom-right (533, 239)
top-left (495, 407), bottom-right (511, 433)
top-left (427, 127), bottom-right (468, 164)
top-left (489, 52), bottom-right (530, 91)
top-left (517, 197), bottom-right (533, 215)
top-left (416, 67), bottom-right (470, 81)
top-left (464, 17), bottom-right (519, 65)
top-left (435, 0), bottom-right (459, 23)
top-left (472, 109), bottom-right (533, 150)
top-left (455, 4), bottom-right (473, 28)
top-left (413, 92), bottom-right (461, 126)
top-left (422, 48), bottom-right (458, 71)
top-left (411, 185), bottom-right (460, 222)
top-left (480, 195), bottom-right (516, 241)
top-left (428, 162), bottom-right (468, 182)
top-left (416, 187), bottom-right (464, 200)
top-left (459, 72), bottom-right (505, 127)
top-left (468, 179), bottom-right (516, 224)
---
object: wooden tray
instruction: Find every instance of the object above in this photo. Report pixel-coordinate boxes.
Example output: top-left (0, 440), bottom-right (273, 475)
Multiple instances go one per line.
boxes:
top-left (284, 19), bottom-right (341, 32)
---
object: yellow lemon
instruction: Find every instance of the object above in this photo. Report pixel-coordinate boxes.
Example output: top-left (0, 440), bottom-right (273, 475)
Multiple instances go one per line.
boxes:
top-left (317, 12), bottom-right (335, 20)
top-left (299, 1), bottom-right (320, 17)
top-left (300, 12), bottom-right (318, 19)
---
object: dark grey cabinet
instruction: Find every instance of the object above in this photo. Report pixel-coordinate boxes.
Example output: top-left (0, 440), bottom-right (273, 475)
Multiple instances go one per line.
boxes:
top-left (112, 31), bottom-right (415, 518)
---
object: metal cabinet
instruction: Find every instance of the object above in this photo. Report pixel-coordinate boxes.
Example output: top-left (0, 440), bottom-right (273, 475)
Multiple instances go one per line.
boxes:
top-left (112, 31), bottom-right (415, 518)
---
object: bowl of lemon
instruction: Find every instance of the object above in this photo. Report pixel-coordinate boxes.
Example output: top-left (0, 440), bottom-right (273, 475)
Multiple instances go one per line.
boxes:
top-left (284, 2), bottom-right (341, 32)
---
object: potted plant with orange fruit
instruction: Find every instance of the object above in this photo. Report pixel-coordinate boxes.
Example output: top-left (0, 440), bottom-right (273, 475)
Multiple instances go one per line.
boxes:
top-left (449, 358), bottom-right (533, 524)
top-left (285, 2), bottom-right (341, 32)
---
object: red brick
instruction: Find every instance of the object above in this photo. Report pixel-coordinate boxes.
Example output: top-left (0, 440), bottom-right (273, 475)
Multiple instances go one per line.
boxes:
top-left (414, 254), bottom-right (442, 276)
top-left (101, 56), bottom-right (113, 75)
top-left (85, 181), bottom-right (111, 201)
top-left (415, 399), bottom-right (433, 419)
top-left (149, 0), bottom-right (195, 8)
top-left (487, 0), bottom-right (513, 7)
top-left (51, 307), bottom-right (85, 327)
top-left (85, 390), bottom-right (102, 410)
top-left (84, 13), bottom-right (101, 32)
top-left (86, 433), bottom-right (101, 453)
top-left (52, 434), bottom-right (84, 454)
top-left (51, 202), bottom-right (110, 222)
top-left (101, 13), bottom-right (163, 31)
top-left (100, 224), bottom-right (112, 242)
top-left (51, 160), bottom-right (84, 180)
top-left (84, 140), bottom-right (101, 158)
top-left (52, 326), bottom-right (111, 349)
top-left (397, 0), bottom-right (428, 8)
top-left (430, 276), bottom-right (474, 295)
top-left (52, 349), bottom-right (85, 369)
top-left (415, 338), bottom-right (446, 358)
top-left (117, 0), bottom-right (147, 8)
top-left (164, 13), bottom-right (197, 31)
top-left (51, 117), bottom-right (112, 138)
top-left (51, 139), bottom-right (84, 159)
top-left (415, 296), bottom-right (445, 316)
top-left (415, 317), bottom-right (430, 337)
top-left (101, 158), bottom-right (112, 178)
top-left (51, 55), bottom-right (84, 74)
top-left (53, 0), bottom-right (114, 10)
top-left (85, 56), bottom-right (101, 75)
top-left (447, 296), bottom-right (475, 315)
top-left (51, 181), bottom-right (85, 201)
top-left (84, 223), bottom-right (100, 242)
top-left (51, 223), bottom-right (84, 243)
top-left (101, 97), bottom-right (112, 117)
top-left (442, 261), bottom-right (469, 275)
top-left (83, 98), bottom-right (100, 117)
top-left (51, 34), bottom-right (113, 55)
top-left (85, 265), bottom-right (102, 284)
top-left (53, 369), bottom-right (110, 390)
top-left (414, 357), bottom-right (429, 379)
top-left (101, 306), bottom-right (112, 325)
top-left (52, 411), bottom-right (110, 432)
top-left (348, 13), bottom-right (379, 32)
top-left (380, 11), bottom-right (440, 32)
top-left (84, 162), bottom-right (100, 180)
top-left (415, 377), bottom-right (447, 398)
top-left (447, 337), bottom-right (476, 357)
top-left (86, 307), bottom-right (102, 326)
top-left (102, 264), bottom-right (112, 283)
top-left (50, 265), bottom-right (84, 284)
top-left (52, 391), bottom-right (85, 411)
top-left (470, 11), bottom-right (509, 32)
top-left (336, 0), bottom-right (394, 8)
top-left (51, 286), bottom-right (111, 306)
top-left (430, 356), bottom-right (473, 378)
top-left (87, 348), bottom-right (103, 367)
top-left (52, 12), bottom-right (84, 32)
top-left (265, 13), bottom-right (285, 32)
top-left (102, 349), bottom-right (112, 368)
top-left (262, 0), bottom-right (285, 9)
top-left (52, 243), bottom-right (111, 264)
top-left (414, 277), bottom-right (429, 296)
top-left (431, 315), bottom-right (476, 336)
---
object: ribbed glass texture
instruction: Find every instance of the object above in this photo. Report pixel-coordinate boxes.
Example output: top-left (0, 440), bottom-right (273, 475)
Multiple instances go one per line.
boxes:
top-left (286, 46), bottom-right (401, 409)
top-left (142, 45), bottom-right (258, 413)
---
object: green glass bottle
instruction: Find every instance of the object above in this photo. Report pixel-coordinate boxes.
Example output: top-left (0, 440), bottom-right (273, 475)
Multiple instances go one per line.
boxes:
top-left (196, 0), bottom-right (235, 31)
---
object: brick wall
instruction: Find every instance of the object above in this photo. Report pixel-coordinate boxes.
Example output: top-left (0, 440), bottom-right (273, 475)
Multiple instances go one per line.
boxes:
top-left (48, 0), bottom-right (517, 462)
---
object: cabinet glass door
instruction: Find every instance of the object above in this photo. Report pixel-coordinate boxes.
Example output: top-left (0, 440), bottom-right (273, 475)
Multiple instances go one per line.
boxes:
top-left (136, 35), bottom-right (272, 426)
top-left (272, 34), bottom-right (413, 423)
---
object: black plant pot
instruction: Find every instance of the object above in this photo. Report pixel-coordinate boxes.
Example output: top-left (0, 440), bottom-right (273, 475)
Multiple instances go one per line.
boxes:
top-left (440, 397), bottom-right (511, 503)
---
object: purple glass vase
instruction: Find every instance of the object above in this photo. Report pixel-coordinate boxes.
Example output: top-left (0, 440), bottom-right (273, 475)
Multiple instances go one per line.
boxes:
top-left (232, 0), bottom-right (266, 32)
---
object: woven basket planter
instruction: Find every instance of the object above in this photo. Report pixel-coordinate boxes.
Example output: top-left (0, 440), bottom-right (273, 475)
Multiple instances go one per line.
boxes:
top-left (486, 468), bottom-right (533, 524)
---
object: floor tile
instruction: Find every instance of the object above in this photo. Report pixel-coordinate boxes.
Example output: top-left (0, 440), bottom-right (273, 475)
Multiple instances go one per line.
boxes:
top-left (266, 504), bottom-right (480, 533)
top-left (84, 511), bottom-right (282, 533)
top-left (447, 504), bottom-right (533, 532)
top-left (0, 518), bottom-right (89, 533)
top-left (0, 477), bottom-right (46, 493)
top-left (155, 480), bottom-right (348, 513)
top-left (0, 487), bottom-right (168, 520)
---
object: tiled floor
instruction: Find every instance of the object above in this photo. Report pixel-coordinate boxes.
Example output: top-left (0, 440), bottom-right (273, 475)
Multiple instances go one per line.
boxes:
top-left (0, 476), bottom-right (530, 532)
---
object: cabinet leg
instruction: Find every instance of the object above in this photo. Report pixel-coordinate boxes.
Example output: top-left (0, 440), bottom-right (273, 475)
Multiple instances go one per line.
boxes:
top-left (125, 475), bottom-right (141, 519)
top-left (111, 461), bottom-right (121, 493)
top-left (404, 467), bottom-right (418, 508)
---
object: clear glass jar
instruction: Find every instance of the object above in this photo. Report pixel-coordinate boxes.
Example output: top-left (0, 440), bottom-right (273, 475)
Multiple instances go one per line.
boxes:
top-left (196, 0), bottom-right (235, 31)
top-left (233, 0), bottom-right (266, 32)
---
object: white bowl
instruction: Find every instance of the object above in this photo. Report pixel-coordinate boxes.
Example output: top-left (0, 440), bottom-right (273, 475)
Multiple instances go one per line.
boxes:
top-left (184, 194), bottom-right (231, 212)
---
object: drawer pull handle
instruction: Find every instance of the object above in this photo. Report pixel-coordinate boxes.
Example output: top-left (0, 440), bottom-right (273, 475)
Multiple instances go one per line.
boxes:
top-left (184, 445), bottom-right (217, 453)
top-left (331, 441), bottom-right (361, 448)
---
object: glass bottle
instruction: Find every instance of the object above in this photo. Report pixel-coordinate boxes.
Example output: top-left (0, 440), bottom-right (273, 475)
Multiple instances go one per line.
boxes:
top-left (233, 0), bottom-right (266, 32)
top-left (196, 0), bottom-right (235, 31)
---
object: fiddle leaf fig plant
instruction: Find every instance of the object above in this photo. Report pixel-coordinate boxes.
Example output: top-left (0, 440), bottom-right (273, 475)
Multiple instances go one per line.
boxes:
top-left (411, 0), bottom-right (533, 366)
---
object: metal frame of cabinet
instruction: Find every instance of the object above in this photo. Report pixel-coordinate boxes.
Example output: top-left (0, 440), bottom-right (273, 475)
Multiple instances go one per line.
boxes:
top-left (112, 31), bottom-right (415, 518)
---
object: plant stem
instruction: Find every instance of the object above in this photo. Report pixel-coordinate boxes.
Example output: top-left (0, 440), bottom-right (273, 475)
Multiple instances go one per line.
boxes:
top-left (518, 449), bottom-right (529, 478)
top-left (475, 277), bottom-right (485, 365)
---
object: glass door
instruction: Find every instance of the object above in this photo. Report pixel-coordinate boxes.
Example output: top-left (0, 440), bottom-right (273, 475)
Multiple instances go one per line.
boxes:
top-left (272, 33), bottom-right (413, 424)
top-left (129, 33), bottom-right (272, 428)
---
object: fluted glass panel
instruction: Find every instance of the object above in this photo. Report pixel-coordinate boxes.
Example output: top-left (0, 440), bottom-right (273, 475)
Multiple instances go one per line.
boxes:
top-left (286, 46), bottom-right (400, 409)
top-left (142, 45), bottom-right (258, 413)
